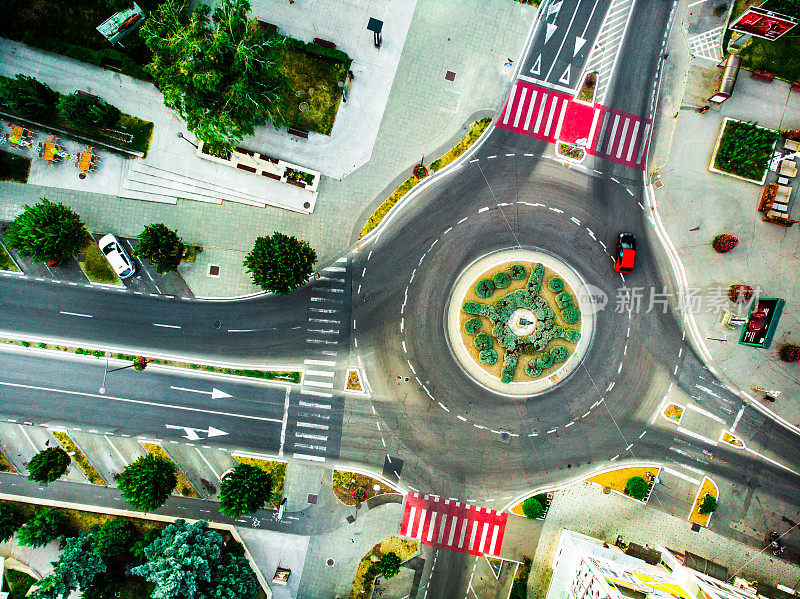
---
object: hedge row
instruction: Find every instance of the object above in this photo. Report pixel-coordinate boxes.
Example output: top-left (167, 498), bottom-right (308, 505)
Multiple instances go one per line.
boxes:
top-left (526, 263), bottom-right (545, 295)
top-left (500, 354), bottom-right (518, 384)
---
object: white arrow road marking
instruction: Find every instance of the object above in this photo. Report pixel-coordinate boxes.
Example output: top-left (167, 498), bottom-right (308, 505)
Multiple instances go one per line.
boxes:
top-left (165, 424), bottom-right (229, 441)
top-left (545, 22), bottom-right (558, 43)
top-left (559, 64), bottom-right (571, 84)
top-left (530, 54), bottom-right (542, 75)
top-left (170, 386), bottom-right (232, 400)
top-left (0, 382), bottom-right (280, 423)
top-left (547, 0), bottom-right (562, 19)
top-left (574, 36), bottom-right (586, 55)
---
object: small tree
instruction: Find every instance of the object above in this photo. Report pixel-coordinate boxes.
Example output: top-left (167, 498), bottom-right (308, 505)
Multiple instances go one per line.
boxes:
top-left (0, 74), bottom-right (58, 118)
top-left (133, 357), bottom-right (149, 371)
top-left (94, 518), bottom-right (138, 559)
top-left (728, 284), bottom-right (754, 303)
top-left (218, 464), bottom-right (272, 519)
top-left (779, 344), bottom-right (800, 363)
top-left (712, 234), bottom-right (739, 253)
top-left (28, 447), bottom-right (71, 484)
top-left (117, 454), bottom-right (177, 511)
top-left (378, 552), bottom-right (402, 579)
top-left (32, 533), bottom-right (106, 599)
top-left (0, 501), bottom-right (23, 542)
top-left (625, 476), bottom-right (649, 500)
top-left (521, 497), bottom-right (543, 520)
top-left (17, 509), bottom-right (68, 548)
top-left (56, 93), bottom-right (121, 129)
top-left (134, 224), bottom-right (185, 274)
top-left (243, 232), bottom-right (317, 294)
top-left (6, 199), bottom-right (88, 264)
top-left (699, 494), bottom-right (718, 514)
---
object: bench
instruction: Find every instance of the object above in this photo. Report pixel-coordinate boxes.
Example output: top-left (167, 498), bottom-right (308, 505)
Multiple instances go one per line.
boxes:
top-left (256, 20), bottom-right (278, 33)
top-left (76, 90), bottom-right (103, 104)
top-left (235, 147), bottom-right (255, 156)
top-left (236, 164), bottom-right (257, 173)
top-left (261, 171), bottom-right (281, 181)
top-left (287, 127), bottom-right (309, 139)
top-left (286, 179), bottom-right (306, 188)
top-left (313, 38), bottom-right (336, 49)
top-left (260, 153), bottom-right (279, 163)
top-left (752, 69), bottom-right (775, 82)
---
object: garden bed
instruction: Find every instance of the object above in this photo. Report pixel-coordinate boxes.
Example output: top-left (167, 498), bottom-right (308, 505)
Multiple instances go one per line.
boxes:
top-left (0, 151), bottom-right (30, 183)
top-left (349, 537), bottom-right (419, 599)
top-left (709, 118), bottom-right (778, 184)
top-left (510, 492), bottom-right (552, 518)
top-left (0, 444), bottom-right (18, 473)
top-left (576, 72), bottom-right (597, 103)
top-left (140, 442), bottom-right (202, 499)
top-left (721, 431), bottom-right (744, 447)
top-left (663, 403), bottom-right (684, 423)
top-left (0, 242), bottom-right (20, 272)
top-left (78, 240), bottom-right (122, 285)
top-left (50, 430), bottom-right (106, 485)
top-left (586, 466), bottom-right (660, 498)
top-left (430, 118), bottom-right (492, 171)
top-left (332, 470), bottom-right (396, 505)
top-left (689, 477), bottom-right (718, 526)
top-left (233, 454), bottom-right (286, 508)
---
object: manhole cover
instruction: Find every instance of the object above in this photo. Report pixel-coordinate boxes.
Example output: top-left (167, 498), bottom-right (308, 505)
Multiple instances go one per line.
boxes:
top-left (326, 559), bottom-right (335, 567)
top-left (500, 432), bottom-right (511, 442)
top-left (212, 320), bottom-right (221, 329)
top-left (603, 486), bottom-right (611, 494)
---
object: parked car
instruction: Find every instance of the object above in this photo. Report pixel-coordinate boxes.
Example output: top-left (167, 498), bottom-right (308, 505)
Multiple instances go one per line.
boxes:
top-left (614, 232), bottom-right (637, 274)
top-left (98, 234), bottom-right (135, 279)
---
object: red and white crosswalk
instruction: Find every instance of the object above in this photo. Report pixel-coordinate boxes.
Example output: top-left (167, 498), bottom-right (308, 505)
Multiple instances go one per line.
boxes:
top-left (399, 493), bottom-right (508, 556)
top-left (496, 80), bottom-right (651, 170)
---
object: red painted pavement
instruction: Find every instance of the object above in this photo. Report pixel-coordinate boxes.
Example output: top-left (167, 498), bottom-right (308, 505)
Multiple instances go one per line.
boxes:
top-left (399, 492), bottom-right (508, 556)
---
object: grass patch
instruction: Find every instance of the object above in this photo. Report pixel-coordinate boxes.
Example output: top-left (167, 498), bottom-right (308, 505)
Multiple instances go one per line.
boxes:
top-left (78, 240), bottom-right (122, 285)
top-left (359, 176), bottom-right (418, 239)
top-left (713, 119), bottom-right (778, 181)
top-left (0, 150), bottom-right (30, 183)
top-left (4, 569), bottom-right (37, 599)
top-left (0, 241), bottom-right (20, 272)
top-left (233, 455), bottom-right (286, 508)
top-left (279, 40), bottom-right (350, 135)
top-left (430, 118), bottom-right (492, 171)
top-left (332, 470), bottom-right (396, 506)
top-left (350, 537), bottom-right (419, 599)
top-left (50, 430), bottom-right (107, 485)
top-left (140, 443), bottom-right (202, 499)
top-left (510, 556), bottom-right (532, 599)
top-left (0, 443), bottom-right (19, 473)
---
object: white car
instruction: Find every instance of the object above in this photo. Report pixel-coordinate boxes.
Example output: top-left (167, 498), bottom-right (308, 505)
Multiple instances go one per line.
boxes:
top-left (98, 234), bottom-right (135, 279)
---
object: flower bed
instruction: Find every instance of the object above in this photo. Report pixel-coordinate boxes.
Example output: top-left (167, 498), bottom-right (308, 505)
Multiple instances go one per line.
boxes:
top-left (663, 403), bottom-right (684, 423)
top-left (556, 142), bottom-right (586, 161)
top-left (576, 72), bottom-right (597, 103)
top-left (710, 118), bottom-right (778, 184)
top-left (346, 369), bottom-right (364, 392)
top-left (586, 466), bottom-right (660, 499)
top-left (349, 537), bottom-right (419, 599)
top-left (689, 477), bottom-right (718, 526)
top-left (332, 470), bottom-right (396, 506)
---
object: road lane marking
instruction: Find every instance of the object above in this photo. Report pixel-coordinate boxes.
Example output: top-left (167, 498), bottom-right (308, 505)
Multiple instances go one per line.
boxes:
top-left (677, 427), bottom-right (718, 446)
top-left (685, 402), bottom-right (726, 424)
top-left (153, 323), bottom-right (181, 329)
top-left (105, 435), bottom-right (129, 466)
top-left (663, 466), bottom-right (701, 485)
top-left (293, 453), bottom-right (325, 462)
top-left (306, 370), bottom-right (335, 378)
top-left (18, 424), bottom-right (39, 452)
top-left (304, 359), bottom-right (336, 366)
top-left (60, 311), bottom-right (93, 318)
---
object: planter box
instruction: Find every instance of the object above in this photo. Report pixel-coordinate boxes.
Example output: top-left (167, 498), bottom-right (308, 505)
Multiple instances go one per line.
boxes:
top-left (708, 117), bottom-right (777, 185)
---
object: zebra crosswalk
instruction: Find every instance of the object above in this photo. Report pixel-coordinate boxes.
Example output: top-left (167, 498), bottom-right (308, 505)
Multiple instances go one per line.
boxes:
top-left (498, 80), bottom-right (572, 143)
top-left (590, 107), bottom-right (651, 169)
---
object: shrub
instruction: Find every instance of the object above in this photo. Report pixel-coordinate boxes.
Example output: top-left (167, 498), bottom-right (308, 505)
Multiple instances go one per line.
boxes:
top-left (0, 74), bottom-right (58, 118)
top-left (500, 354), bottom-right (518, 384)
top-left (712, 234), bottom-right (739, 253)
top-left (378, 552), bottom-right (402, 579)
top-left (94, 518), bottom-right (138, 559)
top-left (493, 272), bottom-right (511, 289)
top-left (6, 198), bottom-right (88, 264)
top-left (522, 497), bottom-right (543, 519)
top-left (728, 284), bottom-right (754, 303)
top-left (566, 329), bottom-right (581, 343)
top-left (555, 292), bottom-right (572, 308)
top-left (57, 93), bottom-right (121, 129)
top-left (508, 264), bottom-right (526, 279)
top-left (562, 306), bottom-right (580, 324)
top-left (779, 344), bottom-right (800, 363)
top-left (17, 509), bottom-right (68, 548)
top-left (699, 494), bottom-right (718, 514)
top-left (626, 476), bottom-right (649, 500)
top-left (548, 277), bottom-right (564, 293)
top-left (0, 502), bottom-right (23, 542)
top-left (117, 454), bottom-right (177, 511)
top-left (479, 349), bottom-right (498, 365)
top-left (527, 263), bottom-right (544, 294)
top-left (244, 232), bottom-right (317, 294)
top-left (476, 278), bottom-right (495, 298)
top-left (464, 318), bottom-right (481, 334)
top-left (134, 223), bottom-right (185, 274)
top-left (525, 362), bottom-right (542, 377)
top-left (537, 353), bottom-right (553, 369)
top-left (28, 447), bottom-right (71, 484)
top-left (474, 333), bottom-right (492, 350)
top-left (551, 346), bottom-right (568, 363)
top-left (462, 302), bottom-right (486, 315)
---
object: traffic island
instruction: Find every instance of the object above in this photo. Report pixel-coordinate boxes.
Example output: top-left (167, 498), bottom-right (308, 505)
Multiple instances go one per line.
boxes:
top-left (662, 403), bottom-right (685, 424)
top-left (510, 492), bottom-right (552, 519)
top-left (446, 249), bottom-right (593, 396)
top-left (232, 453), bottom-right (286, 509)
top-left (348, 537), bottom-right (419, 599)
top-left (586, 466), bottom-right (660, 504)
top-left (332, 469), bottom-right (399, 506)
top-left (689, 476), bottom-right (719, 527)
top-left (50, 430), bottom-right (106, 486)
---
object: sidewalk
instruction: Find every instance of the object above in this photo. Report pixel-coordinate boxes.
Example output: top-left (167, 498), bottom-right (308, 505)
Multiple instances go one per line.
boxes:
top-left (0, 0), bottom-right (533, 297)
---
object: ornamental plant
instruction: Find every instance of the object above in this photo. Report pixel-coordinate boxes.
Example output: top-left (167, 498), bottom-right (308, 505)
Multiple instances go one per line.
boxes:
top-left (699, 494), bottom-right (717, 514)
top-left (625, 476), bottom-right (649, 500)
top-left (712, 234), bottom-right (739, 253)
top-left (779, 344), bottom-right (800, 363)
top-left (134, 223), bottom-right (185, 274)
top-left (508, 264), bottom-right (526, 279)
top-left (6, 198), bottom-right (88, 264)
top-left (28, 447), bottom-right (71, 484)
top-left (412, 163), bottom-right (428, 179)
top-left (493, 272), bottom-right (511, 289)
top-left (133, 357), bottom-right (148, 371)
top-left (352, 487), bottom-right (366, 503)
top-left (549, 277), bottom-right (564, 293)
top-left (521, 496), bottom-right (543, 519)
top-left (728, 284), bottom-right (753, 303)
top-left (479, 349), bottom-right (497, 365)
top-left (475, 278), bottom-right (495, 298)
top-left (561, 306), bottom-right (580, 324)
top-left (464, 318), bottom-right (481, 334)
top-left (474, 333), bottom-right (492, 350)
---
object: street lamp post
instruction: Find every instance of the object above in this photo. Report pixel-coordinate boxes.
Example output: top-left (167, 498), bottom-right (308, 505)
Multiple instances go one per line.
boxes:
top-left (176, 131), bottom-right (198, 149)
top-left (100, 357), bottom-right (147, 393)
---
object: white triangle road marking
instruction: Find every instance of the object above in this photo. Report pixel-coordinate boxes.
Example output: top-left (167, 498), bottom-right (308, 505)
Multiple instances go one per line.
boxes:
top-left (574, 36), bottom-right (586, 55)
top-left (530, 54), bottom-right (542, 76)
top-left (545, 22), bottom-right (557, 43)
top-left (211, 388), bottom-right (232, 400)
top-left (559, 64), bottom-right (571, 84)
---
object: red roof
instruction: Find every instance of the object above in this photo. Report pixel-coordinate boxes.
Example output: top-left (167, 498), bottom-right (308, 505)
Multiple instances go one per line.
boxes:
top-left (620, 249), bottom-right (635, 269)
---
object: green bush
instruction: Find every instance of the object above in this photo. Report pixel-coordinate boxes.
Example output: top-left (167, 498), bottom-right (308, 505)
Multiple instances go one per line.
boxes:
top-left (537, 353), bottom-right (553, 369)
top-left (57, 93), bottom-right (121, 129)
top-left (525, 361), bottom-right (542, 378)
top-left (556, 292), bottom-right (572, 308)
top-left (566, 329), bottom-right (581, 343)
top-left (479, 349), bottom-right (497, 365)
top-left (551, 346), bottom-right (568, 363)
top-left (548, 277), bottom-right (564, 293)
top-left (476, 278), bottom-right (495, 298)
top-left (493, 272), bottom-right (511, 289)
top-left (508, 264), bottom-right (526, 279)
top-left (20, 33), bottom-right (147, 79)
top-left (474, 333), bottom-right (492, 350)
top-left (626, 476), bottom-right (649, 500)
top-left (715, 120), bottom-right (778, 181)
top-left (527, 263), bottom-right (544, 295)
top-left (699, 494), bottom-right (717, 514)
top-left (464, 318), bottom-right (481, 334)
top-left (562, 306), bottom-right (580, 324)
top-left (522, 497), bottom-right (543, 519)
top-left (0, 74), bottom-right (58, 118)
top-left (462, 302), bottom-right (486, 315)
top-left (500, 354), bottom-right (518, 384)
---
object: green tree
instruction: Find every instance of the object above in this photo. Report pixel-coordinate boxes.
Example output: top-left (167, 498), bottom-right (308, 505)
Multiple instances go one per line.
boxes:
top-left (244, 232), bottom-right (316, 293)
top-left (6, 199), bottom-right (88, 264)
top-left (0, 501), bottom-right (23, 542)
top-left (56, 93), bottom-right (121, 130)
top-left (205, 554), bottom-right (259, 599)
top-left (510, 581), bottom-right (528, 599)
top-left (218, 464), bottom-right (272, 519)
top-left (134, 223), bottom-right (185, 274)
top-left (93, 518), bottom-right (138, 559)
top-left (699, 494), bottom-right (718, 514)
top-left (626, 476), bottom-right (649, 500)
top-left (31, 533), bottom-right (106, 599)
top-left (521, 497), bottom-right (543, 520)
top-left (117, 454), bottom-right (177, 511)
top-left (17, 509), bottom-right (68, 548)
top-left (378, 552), bottom-right (401, 579)
top-left (764, 0), bottom-right (800, 18)
top-left (27, 447), bottom-right (71, 484)
top-left (0, 74), bottom-right (58, 118)
top-left (140, 0), bottom-right (285, 153)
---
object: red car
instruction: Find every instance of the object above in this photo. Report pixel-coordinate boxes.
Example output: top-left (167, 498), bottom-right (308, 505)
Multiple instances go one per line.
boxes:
top-left (614, 232), bottom-right (637, 273)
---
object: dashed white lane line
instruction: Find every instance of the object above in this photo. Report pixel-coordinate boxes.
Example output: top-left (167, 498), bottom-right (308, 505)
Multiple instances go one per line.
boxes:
top-left (153, 323), bottom-right (181, 329)
top-left (60, 311), bottom-right (93, 318)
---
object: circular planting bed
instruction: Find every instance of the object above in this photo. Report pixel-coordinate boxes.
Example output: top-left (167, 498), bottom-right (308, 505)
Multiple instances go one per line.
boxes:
top-left (446, 249), bottom-right (593, 396)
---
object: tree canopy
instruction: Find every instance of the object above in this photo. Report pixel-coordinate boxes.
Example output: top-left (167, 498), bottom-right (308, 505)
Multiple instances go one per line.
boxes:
top-left (6, 199), bottom-right (88, 264)
top-left (31, 533), bottom-right (106, 599)
top-left (521, 497), bottom-right (543, 520)
top-left (17, 509), bottom-right (68, 548)
top-left (140, 0), bottom-right (285, 153)
top-left (134, 223), bottom-right (185, 273)
top-left (243, 232), bottom-right (316, 293)
top-left (699, 494), bottom-right (718, 514)
top-left (218, 464), bottom-right (272, 519)
top-left (626, 476), bottom-right (649, 500)
top-left (763, 0), bottom-right (800, 19)
top-left (378, 552), bottom-right (401, 579)
top-left (0, 501), bottom-right (23, 542)
top-left (117, 454), bottom-right (177, 512)
top-left (0, 74), bottom-right (58, 118)
top-left (93, 518), bottom-right (139, 559)
top-left (27, 447), bottom-right (71, 484)
top-left (56, 93), bottom-right (121, 129)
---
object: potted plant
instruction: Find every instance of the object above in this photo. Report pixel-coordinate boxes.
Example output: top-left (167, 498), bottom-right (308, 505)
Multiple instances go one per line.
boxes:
top-left (779, 344), bottom-right (800, 363)
top-left (412, 163), bottom-right (428, 179)
top-left (712, 234), bottom-right (739, 253)
top-left (728, 284), bottom-right (753, 303)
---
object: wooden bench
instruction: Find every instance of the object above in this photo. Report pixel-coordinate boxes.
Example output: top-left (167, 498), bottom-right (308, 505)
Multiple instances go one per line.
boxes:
top-left (260, 153), bottom-right (279, 163)
top-left (313, 38), bottom-right (336, 49)
top-left (235, 147), bottom-right (255, 156)
top-left (76, 90), bottom-right (103, 104)
top-left (256, 20), bottom-right (278, 33)
top-left (261, 171), bottom-right (281, 181)
top-left (286, 179), bottom-right (306, 188)
top-left (287, 127), bottom-right (309, 139)
top-left (236, 164), bottom-right (257, 173)
top-left (752, 69), bottom-right (775, 82)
